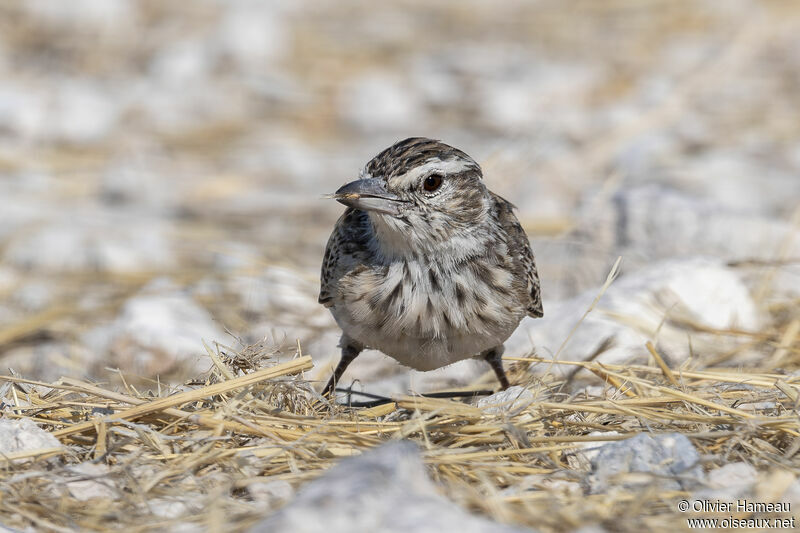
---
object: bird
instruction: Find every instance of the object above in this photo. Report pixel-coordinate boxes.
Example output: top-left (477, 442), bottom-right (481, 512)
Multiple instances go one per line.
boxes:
top-left (319, 137), bottom-right (542, 396)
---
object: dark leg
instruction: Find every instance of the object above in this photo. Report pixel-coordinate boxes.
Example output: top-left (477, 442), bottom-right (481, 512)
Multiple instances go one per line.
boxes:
top-left (322, 339), bottom-right (363, 396)
top-left (482, 345), bottom-right (509, 390)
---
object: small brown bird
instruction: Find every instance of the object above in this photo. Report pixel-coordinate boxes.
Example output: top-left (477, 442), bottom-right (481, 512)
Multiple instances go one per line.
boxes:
top-left (319, 138), bottom-right (542, 395)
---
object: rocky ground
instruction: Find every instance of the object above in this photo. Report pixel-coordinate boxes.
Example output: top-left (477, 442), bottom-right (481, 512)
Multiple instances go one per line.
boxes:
top-left (0, 1), bottom-right (799, 531)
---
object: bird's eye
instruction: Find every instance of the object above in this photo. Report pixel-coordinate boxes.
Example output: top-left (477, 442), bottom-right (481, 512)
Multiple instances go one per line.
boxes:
top-left (423, 174), bottom-right (443, 192)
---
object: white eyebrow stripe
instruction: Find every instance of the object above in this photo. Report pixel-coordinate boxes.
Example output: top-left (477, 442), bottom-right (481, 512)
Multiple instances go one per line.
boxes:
top-left (395, 158), bottom-right (476, 187)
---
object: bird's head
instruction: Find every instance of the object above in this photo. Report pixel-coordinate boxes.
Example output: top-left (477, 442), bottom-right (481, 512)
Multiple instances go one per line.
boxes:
top-left (329, 138), bottom-right (494, 258)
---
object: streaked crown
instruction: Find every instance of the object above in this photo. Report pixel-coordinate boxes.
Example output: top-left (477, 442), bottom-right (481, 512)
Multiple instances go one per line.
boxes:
top-left (362, 137), bottom-right (481, 182)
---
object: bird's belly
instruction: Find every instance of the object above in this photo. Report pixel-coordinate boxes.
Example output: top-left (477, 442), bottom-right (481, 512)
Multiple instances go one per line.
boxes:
top-left (332, 309), bottom-right (515, 370)
top-left (330, 259), bottom-right (526, 370)
top-left (368, 330), bottom-right (506, 370)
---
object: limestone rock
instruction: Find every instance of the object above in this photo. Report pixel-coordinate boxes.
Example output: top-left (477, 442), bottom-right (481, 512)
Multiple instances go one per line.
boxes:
top-left (585, 433), bottom-right (703, 494)
top-left (250, 441), bottom-right (528, 533)
top-left (507, 258), bottom-right (761, 372)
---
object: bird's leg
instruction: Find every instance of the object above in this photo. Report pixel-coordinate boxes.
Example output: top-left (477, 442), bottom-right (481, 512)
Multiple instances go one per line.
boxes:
top-left (322, 339), bottom-right (363, 396)
top-left (482, 345), bottom-right (509, 390)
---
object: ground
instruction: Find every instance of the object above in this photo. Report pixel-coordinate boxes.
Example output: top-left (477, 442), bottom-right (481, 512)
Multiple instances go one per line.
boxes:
top-left (0, 1), bottom-right (799, 531)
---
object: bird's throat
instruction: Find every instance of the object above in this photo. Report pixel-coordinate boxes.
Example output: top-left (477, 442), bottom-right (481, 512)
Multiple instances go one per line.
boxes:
top-left (367, 211), bottom-right (494, 264)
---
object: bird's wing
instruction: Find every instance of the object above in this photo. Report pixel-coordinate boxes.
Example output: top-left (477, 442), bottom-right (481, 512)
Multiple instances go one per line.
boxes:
top-left (318, 236), bottom-right (338, 307)
top-left (491, 193), bottom-right (543, 318)
top-left (319, 208), bottom-right (371, 307)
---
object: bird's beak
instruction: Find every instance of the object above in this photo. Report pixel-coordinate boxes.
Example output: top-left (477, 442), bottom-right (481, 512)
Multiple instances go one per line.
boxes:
top-left (329, 178), bottom-right (404, 216)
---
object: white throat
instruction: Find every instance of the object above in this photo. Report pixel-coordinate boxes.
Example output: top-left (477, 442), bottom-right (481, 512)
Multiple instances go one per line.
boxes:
top-left (367, 202), bottom-right (494, 266)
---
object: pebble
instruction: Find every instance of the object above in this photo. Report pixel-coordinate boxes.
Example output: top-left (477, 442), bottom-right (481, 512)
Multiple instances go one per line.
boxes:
top-left (87, 279), bottom-right (224, 376)
top-left (65, 463), bottom-right (118, 501)
top-left (0, 419), bottom-right (62, 464)
top-left (585, 433), bottom-right (703, 494)
top-left (477, 386), bottom-right (536, 415)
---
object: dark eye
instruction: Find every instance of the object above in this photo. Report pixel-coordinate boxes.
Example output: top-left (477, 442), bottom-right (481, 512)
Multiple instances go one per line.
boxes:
top-left (423, 174), bottom-right (443, 192)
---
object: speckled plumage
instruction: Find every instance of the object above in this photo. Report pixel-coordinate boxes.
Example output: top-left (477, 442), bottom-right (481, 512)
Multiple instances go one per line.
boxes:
top-left (320, 138), bottom-right (542, 394)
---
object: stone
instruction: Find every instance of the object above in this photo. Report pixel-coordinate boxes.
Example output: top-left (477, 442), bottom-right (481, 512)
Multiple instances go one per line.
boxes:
top-left (49, 80), bottom-right (122, 144)
top-left (246, 479), bottom-right (294, 507)
top-left (477, 386), bottom-right (536, 415)
top-left (671, 150), bottom-right (800, 216)
top-left (340, 74), bottom-right (424, 133)
top-left (65, 463), bottom-right (118, 501)
top-left (692, 462), bottom-right (758, 501)
top-left (21, 0), bottom-right (135, 29)
top-left (506, 258), bottom-right (761, 373)
top-left (576, 185), bottom-right (800, 268)
top-left (585, 433), bottom-right (703, 494)
top-left (0, 419), bottom-right (62, 464)
top-left (250, 441), bottom-right (528, 533)
top-left (3, 207), bottom-right (174, 273)
top-left (85, 279), bottom-right (224, 376)
top-left (216, 3), bottom-right (288, 69)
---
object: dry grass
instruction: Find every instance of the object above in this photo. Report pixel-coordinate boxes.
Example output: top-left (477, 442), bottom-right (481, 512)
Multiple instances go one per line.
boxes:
top-left (1, 294), bottom-right (799, 532)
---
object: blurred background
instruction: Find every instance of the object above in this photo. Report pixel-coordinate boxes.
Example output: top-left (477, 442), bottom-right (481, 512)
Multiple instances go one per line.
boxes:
top-left (0, 0), bottom-right (798, 390)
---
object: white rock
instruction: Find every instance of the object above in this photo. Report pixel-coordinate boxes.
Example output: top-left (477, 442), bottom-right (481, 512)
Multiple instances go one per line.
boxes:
top-left (572, 527), bottom-right (609, 533)
top-left (480, 82), bottom-right (540, 131)
top-left (340, 74), bottom-right (424, 132)
top-left (577, 185), bottom-right (800, 266)
top-left (585, 433), bottom-right (703, 494)
top-left (673, 150), bottom-right (800, 215)
top-left (538, 479), bottom-right (583, 496)
top-left (21, 0), bottom-right (135, 28)
top-left (692, 462), bottom-right (758, 501)
top-left (99, 161), bottom-right (177, 210)
top-left (708, 461), bottom-right (758, 487)
top-left (3, 206), bottom-right (174, 273)
top-left (127, 78), bottom-right (245, 132)
top-left (149, 40), bottom-right (211, 85)
top-left (0, 419), bottom-right (62, 461)
top-left (255, 137), bottom-right (326, 187)
top-left (476, 60), bottom-right (598, 132)
top-left (0, 78), bottom-right (122, 143)
top-left (477, 386), bottom-right (535, 415)
top-left (410, 58), bottom-right (465, 107)
top-left (782, 478), bottom-right (800, 508)
top-left (0, 85), bottom-right (48, 140)
top-left (11, 281), bottom-right (54, 312)
top-left (507, 258), bottom-right (761, 371)
top-left (147, 499), bottom-right (193, 519)
top-left (0, 342), bottom-right (90, 383)
top-left (249, 441), bottom-right (526, 533)
top-left (216, 3), bottom-right (288, 69)
top-left (0, 266), bottom-right (18, 294)
top-left (566, 185), bottom-right (800, 301)
top-left (246, 479), bottom-right (294, 506)
top-left (91, 279), bottom-right (224, 375)
top-left (49, 81), bottom-right (121, 143)
top-left (228, 266), bottom-right (328, 327)
top-left (572, 432), bottom-right (622, 463)
top-left (66, 463), bottom-right (117, 501)
top-left (478, 140), bottom-right (576, 221)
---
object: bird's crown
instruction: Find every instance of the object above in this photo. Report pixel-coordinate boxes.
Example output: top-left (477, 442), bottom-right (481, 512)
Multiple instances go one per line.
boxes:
top-left (362, 137), bottom-right (481, 183)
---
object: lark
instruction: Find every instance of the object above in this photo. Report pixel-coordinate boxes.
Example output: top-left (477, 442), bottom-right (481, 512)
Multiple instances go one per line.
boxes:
top-left (319, 138), bottom-right (542, 395)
